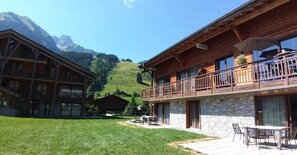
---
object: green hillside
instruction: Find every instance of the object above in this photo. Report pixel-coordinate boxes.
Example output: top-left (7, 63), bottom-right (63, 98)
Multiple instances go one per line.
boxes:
top-left (95, 61), bottom-right (150, 103)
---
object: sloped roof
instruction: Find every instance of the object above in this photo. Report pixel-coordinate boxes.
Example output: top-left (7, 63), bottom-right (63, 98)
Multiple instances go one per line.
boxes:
top-left (94, 95), bottom-right (129, 103)
top-left (143, 0), bottom-right (290, 68)
top-left (0, 29), bottom-right (97, 80)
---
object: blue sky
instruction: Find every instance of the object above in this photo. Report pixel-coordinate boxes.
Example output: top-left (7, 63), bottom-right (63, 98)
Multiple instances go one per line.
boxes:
top-left (0, 0), bottom-right (248, 62)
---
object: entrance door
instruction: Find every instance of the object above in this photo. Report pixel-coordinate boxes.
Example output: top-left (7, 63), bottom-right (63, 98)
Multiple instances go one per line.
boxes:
top-left (186, 101), bottom-right (200, 128)
top-left (289, 95), bottom-right (297, 129)
top-left (256, 96), bottom-right (286, 126)
top-left (157, 103), bottom-right (170, 124)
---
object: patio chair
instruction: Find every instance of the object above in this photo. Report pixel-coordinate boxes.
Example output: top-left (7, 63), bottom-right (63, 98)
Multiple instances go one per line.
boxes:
top-left (247, 128), bottom-right (268, 150)
top-left (265, 129), bottom-right (276, 146)
top-left (281, 127), bottom-right (297, 150)
top-left (232, 123), bottom-right (244, 142)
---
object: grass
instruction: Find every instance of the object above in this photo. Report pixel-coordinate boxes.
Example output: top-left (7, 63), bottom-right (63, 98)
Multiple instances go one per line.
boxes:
top-left (98, 61), bottom-right (151, 103)
top-left (0, 116), bottom-right (206, 155)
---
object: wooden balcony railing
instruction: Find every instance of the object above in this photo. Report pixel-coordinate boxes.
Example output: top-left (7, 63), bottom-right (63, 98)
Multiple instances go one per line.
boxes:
top-left (141, 53), bottom-right (297, 101)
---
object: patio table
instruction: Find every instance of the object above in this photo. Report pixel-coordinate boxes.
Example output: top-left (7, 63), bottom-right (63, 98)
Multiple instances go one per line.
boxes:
top-left (243, 125), bottom-right (289, 150)
top-left (141, 115), bottom-right (157, 125)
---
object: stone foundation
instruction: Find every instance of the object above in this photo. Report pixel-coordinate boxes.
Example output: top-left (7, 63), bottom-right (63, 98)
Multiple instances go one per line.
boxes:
top-left (169, 100), bottom-right (186, 129)
top-left (167, 93), bottom-right (255, 137)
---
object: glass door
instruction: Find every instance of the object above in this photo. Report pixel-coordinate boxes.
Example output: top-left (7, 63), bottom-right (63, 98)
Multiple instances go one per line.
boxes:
top-left (190, 101), bottom-right (200, 128)
top-left (289, 95), bottom-right (297, 129)
top-left (157, 103), bottom-right (170, 124)
top-left (256, 96), bottom-right (286, 126)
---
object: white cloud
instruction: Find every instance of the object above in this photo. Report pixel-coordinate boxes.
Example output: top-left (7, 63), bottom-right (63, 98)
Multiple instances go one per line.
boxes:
top-left (123, 0), bottom-right (136, 8)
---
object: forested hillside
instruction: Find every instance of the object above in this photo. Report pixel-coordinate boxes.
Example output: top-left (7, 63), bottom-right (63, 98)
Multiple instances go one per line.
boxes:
top-left (60, 52), bottom-right (151, 104)
top-left (60, 52), bottom-right (119, 92)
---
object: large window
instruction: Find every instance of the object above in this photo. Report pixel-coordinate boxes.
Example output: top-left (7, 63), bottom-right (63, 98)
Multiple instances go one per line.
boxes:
top-left (215, 55), bottom-right (234, 70)
top-left (9, 80), bottom-right (19, 91)
top-left (12, 62), bottom-right (22, 75)
top-left (28, 100), bottom-right (39, 116)
top-left (61, 103), bottom-right (81, 116)
top-left (58, 86), bottom-right (83, 99)
top-left (157, 103), bottom-right (170, 124)
top-left (178, 66), bottom-right (199, 80)
top-left (44, 101), bottom-right (50, 116)
top-left (253, 45), bottom-right (278, 62)
top-left (256, 96), bottom-right (286, 126)
top-left (281, 36), bottom-right (297, 51)
top-left (36, 83), bottom-right (47, 96)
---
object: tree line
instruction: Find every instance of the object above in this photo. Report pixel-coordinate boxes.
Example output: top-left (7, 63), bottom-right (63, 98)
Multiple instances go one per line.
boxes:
top-left (60, 51), bottom-right (119, 92)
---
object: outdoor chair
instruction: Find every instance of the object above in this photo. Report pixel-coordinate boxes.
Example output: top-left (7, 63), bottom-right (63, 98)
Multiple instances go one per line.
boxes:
top-left (281, 127), bottom-right (297, 150)
top-left (265, 129), bottom-right (276, 147)
top-left (232, 123), bottom-right (244, 142)
top-left (247, 128), bottom-right (268, 150)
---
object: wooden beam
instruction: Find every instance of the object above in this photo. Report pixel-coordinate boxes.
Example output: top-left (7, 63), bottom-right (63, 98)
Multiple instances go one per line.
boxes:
top-left (232, 27), bottom-right (243, 41)
top-left (174, 54), bottom-right (184, 69)
top-left (51, 60), bottom-right (62, 116)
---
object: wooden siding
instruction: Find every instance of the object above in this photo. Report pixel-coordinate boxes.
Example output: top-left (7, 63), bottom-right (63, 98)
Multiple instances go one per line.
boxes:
top-left (151, 0), bottom-right (297, 89)
top-left (0, 30), bottom-right (96, 117)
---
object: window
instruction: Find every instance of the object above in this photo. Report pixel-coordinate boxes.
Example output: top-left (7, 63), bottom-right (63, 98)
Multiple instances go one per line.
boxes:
top-left (61, 103), bottom-right (71, 116)
top-left (256, 96), bottom-right (285, 126)
top-left (58, 86), bottom-right (71, 98)
top-left (28, 100), bottom-right (39, 115)
top-left (9, 80), bottom-right (19, 91)
top-left (215, 56), bottom-right (234, 85)
top-left (12, 62), bottom-right (22, 75)
top-left (156, 77), bottom-right (170, 85)
top-left (36, 83), bottom-right (47, 96)
top-left (216, 55), bottom-right (234, 70)
top-left (71, 87), bottom-right (83, 98)
top-left (44, 101), bottom-right (50, 116)
top-left (157, 103), bottom-right (170, 125)
top-left (178, 67), bottom-right (199, 80)
top-left (281, 36), bottom-right (297, 51)
top-left (58, 86), bottom-right (83, 99)
top-left (253, 45), bottom-right (278, 62)
top-left (50, 67), bottom-right (55, 78)
top-left (0, 98), bottom-right (7, 108)
top-left (61, 103), bottom-right (81, 116)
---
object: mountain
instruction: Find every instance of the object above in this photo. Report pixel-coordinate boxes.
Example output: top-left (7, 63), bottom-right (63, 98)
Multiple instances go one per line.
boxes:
top-left (0, 12), bottom-right (59, 52)
top-left (52, 35), bottom-right (96, 54)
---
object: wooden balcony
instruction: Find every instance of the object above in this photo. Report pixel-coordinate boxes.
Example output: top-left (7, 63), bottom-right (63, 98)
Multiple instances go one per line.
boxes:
top-left (141, 52), bottom-right (297, 101)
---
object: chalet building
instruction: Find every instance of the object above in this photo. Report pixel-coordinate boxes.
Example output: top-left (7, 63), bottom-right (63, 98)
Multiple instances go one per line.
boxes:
top-left (93, 95), bottom-right (128, 114)
top-left (140, 0), bottom-right (297, 137)
top-left (0, 29), bottom-right (97, 117)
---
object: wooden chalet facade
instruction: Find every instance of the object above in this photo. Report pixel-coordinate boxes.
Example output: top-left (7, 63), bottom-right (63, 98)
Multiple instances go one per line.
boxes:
top-left (93, 95), bottom-right (128, 114)
top-left (140, 0), bottom-right (297, 137)
top-left (0, 29), bottom-right (97, 117)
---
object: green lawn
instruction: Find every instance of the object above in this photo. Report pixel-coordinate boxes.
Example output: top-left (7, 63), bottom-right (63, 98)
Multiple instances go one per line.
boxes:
top-left (97, 61), bottom-right (150, 103)
top-left (0, 116), bottom-right (206, 155)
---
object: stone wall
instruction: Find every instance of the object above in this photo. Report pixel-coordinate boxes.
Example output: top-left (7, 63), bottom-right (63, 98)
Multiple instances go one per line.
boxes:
top-left (169, 100), bottom-right (186, 129)
top-left (167, 93), bottom-right (255, 138)
top-left (199, 93), bottom-right (255, 137)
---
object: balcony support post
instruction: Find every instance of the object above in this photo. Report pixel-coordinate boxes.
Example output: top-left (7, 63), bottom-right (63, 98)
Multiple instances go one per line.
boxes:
top-left (230, 69), bottom-right (234, 92)
top-left (284, 56), bottom-right (289, 85)
top-left (81, 75), bottom-right (90, 117)
top-left (51, 60), bottom-right (62, 116)
top-left (210, 74), bottom-right (213, 94)
top-left (28, 49), bottom-right (40, 115)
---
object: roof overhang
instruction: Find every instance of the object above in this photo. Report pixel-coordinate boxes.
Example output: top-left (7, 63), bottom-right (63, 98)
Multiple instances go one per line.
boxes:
top-left (143, 0), bottom-right (291, 68)
top-left (0, 29), bottom-right (97, 81)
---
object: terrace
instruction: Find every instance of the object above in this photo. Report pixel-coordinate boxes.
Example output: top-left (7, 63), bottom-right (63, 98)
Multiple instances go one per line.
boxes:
top-left (141, 51), bottom-right (297, 101)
